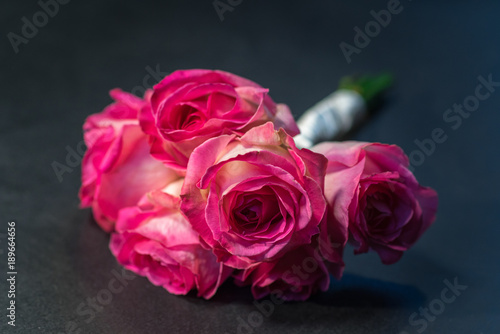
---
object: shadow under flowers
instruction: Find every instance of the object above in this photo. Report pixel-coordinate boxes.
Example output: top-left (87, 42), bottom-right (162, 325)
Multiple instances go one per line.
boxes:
top-left (206, 272), bottom-right (425, 308)
top-left (203, 273), bottom-right (427, 334)
top-left (311, 273), bottom-right (426, 308)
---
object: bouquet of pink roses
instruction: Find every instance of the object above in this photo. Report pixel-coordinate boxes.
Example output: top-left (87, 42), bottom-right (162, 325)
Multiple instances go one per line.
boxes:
top-left (79, 69), bottom-right (438, 301)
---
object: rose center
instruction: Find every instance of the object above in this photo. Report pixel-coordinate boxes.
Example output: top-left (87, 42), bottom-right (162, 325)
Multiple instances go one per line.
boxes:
top-left (231, 191), bottom-right (281, 235)
top-left (173, 105), bottom-right (206, 131)
top-left (235, 199), bottom-right (262, 228)
top-left (364, 189), bottom-right (394, 231)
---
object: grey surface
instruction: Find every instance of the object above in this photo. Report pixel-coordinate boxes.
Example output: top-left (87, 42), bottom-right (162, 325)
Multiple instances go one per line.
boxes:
top-left (1, 0), bottom-right (499, 333)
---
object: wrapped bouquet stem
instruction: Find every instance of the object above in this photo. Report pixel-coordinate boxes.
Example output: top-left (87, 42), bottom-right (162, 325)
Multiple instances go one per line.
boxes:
top-left (79, 69), bottom-right (437, 301)
top-left (295, 73), bottom-right (392, 148)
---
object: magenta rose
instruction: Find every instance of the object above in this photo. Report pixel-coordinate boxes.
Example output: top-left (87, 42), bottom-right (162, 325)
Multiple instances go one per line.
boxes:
top-left (233, 240), bottom-right (332, 301)
top-left (313, 141), bottom-right (438, 264)
top-left (140, 69), bottom-right (300, 172)
top-left (180, 122), bottom-right (327, 269)
top-left (79, 89), bottom-right (178, 232)
top-left (110, 181), bottom-right (232, 299)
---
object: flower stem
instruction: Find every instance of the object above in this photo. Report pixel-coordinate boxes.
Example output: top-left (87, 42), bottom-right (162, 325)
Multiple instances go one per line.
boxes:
top-left (338, 73), bottom-right (393, 108)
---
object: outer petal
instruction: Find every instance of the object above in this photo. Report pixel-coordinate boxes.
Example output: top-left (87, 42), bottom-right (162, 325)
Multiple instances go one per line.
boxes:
top-left (311, 142), bottom-right (366, 265)
top-left (93, 129), bottom-right (178, 230)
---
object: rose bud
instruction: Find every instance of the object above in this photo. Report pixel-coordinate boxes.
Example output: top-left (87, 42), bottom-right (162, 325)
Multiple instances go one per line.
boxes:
top-left (313, 141), bottom-right (438, 264)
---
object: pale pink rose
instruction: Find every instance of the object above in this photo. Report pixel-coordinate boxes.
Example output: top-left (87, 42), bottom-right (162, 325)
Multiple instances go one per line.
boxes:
top-left (110, 182), bottom-right (232, 299)
top-left (180, 122), bottom-right (327, 269)
top-left (140, 69), bottom-right (300, 172)
top-left (233, 240), bottom-right (331, 301)
top-left (313, 141), bottom-right (438, 264)
top-left (79, 89), bottom-right (178, 232)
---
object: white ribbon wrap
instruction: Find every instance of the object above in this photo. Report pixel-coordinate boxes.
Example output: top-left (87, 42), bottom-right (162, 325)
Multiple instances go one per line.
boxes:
top-left (294, 89), bottom-right (367, 149)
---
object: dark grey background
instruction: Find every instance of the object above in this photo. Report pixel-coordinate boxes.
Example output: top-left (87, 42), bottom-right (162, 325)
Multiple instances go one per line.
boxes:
top-left (1, 0), bottom-right (499, 333)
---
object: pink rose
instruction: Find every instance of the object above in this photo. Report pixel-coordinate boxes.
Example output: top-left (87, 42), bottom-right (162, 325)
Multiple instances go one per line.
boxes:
top-left (79, 89), bottom-right (178, 232)
top-left (140, 69), bottom-right (300, 172)
top-left (234, 240), bottom-right (331, 301)
top-left (180, 122), bottom-right (327, 269)
top-left (313, 141), bottom-right (438, 264)
top-left (110, 180), bottom-right (232, 299)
